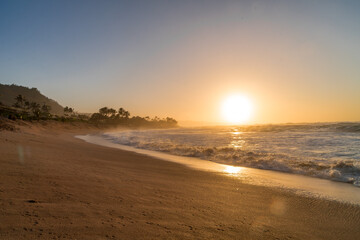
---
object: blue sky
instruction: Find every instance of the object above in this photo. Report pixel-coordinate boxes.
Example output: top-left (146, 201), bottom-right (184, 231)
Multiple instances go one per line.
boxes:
top-left (1, 0), bottom-right (360, 123)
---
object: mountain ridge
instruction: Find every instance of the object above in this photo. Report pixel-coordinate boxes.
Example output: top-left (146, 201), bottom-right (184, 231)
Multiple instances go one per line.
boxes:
top-left (0, 84), bottom-right (64, 115)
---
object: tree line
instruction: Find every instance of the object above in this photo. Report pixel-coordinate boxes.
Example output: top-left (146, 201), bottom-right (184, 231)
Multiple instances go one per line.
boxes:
top-left (8, 94), bottom-right (52, 119)
top-left (89, 106), bottom-right (177, 127)
top-left (0, 94), bottom-right (178, 128)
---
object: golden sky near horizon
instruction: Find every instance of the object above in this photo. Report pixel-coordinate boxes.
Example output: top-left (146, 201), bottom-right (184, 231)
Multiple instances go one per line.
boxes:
top-left (1, 1), bottom-right (360, 125)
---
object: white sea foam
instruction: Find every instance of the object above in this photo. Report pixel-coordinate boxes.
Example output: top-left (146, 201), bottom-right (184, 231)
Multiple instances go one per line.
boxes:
top-left (102, 122), bottom-right (360, 186)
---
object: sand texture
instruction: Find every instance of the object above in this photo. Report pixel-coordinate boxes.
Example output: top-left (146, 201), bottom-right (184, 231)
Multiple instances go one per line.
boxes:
top-left (1, 122), bottom-right (360, 239)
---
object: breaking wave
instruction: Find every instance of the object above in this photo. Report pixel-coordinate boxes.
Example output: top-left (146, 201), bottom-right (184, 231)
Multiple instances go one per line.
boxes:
top-left (232, 122), bottom-right (360, 133)
top-left (103, 122), bottom-right (360, 186)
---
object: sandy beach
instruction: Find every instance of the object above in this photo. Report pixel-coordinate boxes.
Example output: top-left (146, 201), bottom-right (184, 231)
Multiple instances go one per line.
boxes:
top-left (1, 122), bottom-right (360, 240)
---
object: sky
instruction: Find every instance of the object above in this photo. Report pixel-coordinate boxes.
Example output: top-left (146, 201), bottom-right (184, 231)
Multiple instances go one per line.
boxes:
top-left (1, 0), bottom-right (360, 125)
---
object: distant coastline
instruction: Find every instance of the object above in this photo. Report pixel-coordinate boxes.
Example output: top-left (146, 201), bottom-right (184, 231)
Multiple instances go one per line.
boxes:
top-left (0, 84), bottom-right (178, 129)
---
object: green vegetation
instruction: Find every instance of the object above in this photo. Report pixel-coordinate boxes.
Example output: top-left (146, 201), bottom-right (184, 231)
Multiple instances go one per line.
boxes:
top-left (89, 107), bottom-right (177, 128)
top-left (0, 84), bottom-right (64, 115)
top-left (0, 94), bottom-right (54, 121)
top-left (0, 94), bottom-right (178, 128)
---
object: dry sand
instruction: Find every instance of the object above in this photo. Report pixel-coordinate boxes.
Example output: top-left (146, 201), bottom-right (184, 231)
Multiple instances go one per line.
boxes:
top-left (1, 121), bottom-right (360, 239)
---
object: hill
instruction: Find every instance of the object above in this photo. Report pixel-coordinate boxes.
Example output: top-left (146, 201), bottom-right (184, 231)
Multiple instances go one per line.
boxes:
top-left (0, 84), bottom-right (64, 115)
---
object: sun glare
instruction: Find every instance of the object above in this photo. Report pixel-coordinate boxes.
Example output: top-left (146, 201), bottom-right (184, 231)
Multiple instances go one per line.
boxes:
top-left (223, 166), bottom-right (242, 174)
top-left (222, 95), bottom-right (253, 124)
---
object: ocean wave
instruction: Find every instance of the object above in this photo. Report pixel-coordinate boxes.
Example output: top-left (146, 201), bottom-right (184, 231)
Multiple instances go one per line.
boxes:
top-left (103, 131), bottom-right (360, 186)
top-left (234, 122), bottom-right (360, 133)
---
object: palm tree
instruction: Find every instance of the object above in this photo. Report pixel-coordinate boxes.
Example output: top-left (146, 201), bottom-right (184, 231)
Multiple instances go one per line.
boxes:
top-left (16, 94), bottom-right (24, 104)
top-left (13, 94), bottom-right (25, 108)
top-left (30, 102), bottom-right (41, 118)
top-left (118, 107), bottom-right (130, 119)
top-left (166, 117), bottom-right (178, 126)
top-left (108, 108), bottom-right (116, 118)
top-left (99, 107), bottom-right (117, 118)
top-left (123, 110), bottom-right (130, 119)
top-left (24, 101), bottom-right (30, 109)
top-left (99, 107), bottom-right (109, 116)
top-left (118, 108), bottom-right (125, 117)
top-left (90, 113), bottom-right (103, 122)
top-left (30, 102), bottom-right (40, 109)
top-left (64, 106), bottom-right (74, 116)
top-left (41, 104), bottom-right (51, 118)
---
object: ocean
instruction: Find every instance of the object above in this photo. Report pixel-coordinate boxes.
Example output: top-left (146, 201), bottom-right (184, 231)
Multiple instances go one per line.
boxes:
top-left (101, 122), bottom-right (360, 186)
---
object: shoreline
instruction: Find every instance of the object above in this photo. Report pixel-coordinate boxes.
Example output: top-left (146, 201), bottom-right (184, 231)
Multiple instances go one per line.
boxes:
top-left (1, 123), bottom-right (360, 239)
top-left (77, 133), bottom-right (360, 206)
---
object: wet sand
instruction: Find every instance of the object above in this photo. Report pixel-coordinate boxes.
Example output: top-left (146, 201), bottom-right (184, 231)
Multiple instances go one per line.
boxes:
top-left (1, 122), bottom-right (360, 239)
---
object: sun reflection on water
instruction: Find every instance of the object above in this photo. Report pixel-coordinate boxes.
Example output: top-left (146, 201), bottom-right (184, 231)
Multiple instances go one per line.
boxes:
top-left (223, 166), bottom-right (243, 174)
top-left (230, 130), bottom-right (245, 148)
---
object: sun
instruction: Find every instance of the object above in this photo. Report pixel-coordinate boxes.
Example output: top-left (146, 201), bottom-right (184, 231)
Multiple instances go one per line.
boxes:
top-left (221, 94), bottom-right (253, 124)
